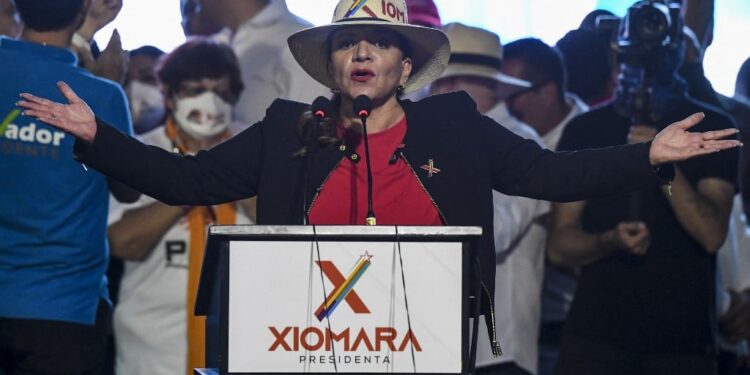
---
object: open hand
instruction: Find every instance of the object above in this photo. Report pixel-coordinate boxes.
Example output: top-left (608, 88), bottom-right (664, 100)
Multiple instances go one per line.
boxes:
top-left (17, 82), bottom-right (97, 143)
top-left (649, 112), bottom-right (741, 165)
top-left (90, 0), bottom-right (123, 30)
top-left (93, 29), bottom-right (128, 83)
top-left (77, 0), bottom-right (123, 41)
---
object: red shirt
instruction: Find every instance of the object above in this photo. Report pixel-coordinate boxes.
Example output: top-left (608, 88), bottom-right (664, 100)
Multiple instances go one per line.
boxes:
top-left (309, 116), bottom-right (443, 225)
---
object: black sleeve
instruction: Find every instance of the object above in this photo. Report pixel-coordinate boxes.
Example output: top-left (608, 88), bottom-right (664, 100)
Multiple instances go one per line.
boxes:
top-left (76, 116), bottom-right (265, 206)
top-left (481, 114), bottom-right (665, 202)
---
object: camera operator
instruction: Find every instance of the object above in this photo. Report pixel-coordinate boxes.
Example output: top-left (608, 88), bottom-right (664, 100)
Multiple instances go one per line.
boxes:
top-left (547, 1), bottom-right (739, 374)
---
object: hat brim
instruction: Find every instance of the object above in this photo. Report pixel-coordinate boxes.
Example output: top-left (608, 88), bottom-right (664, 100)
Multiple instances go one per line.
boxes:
top-left (438, 64), bottom-right (533, 99)
top-left (288, 20), bottom-right (450, 95)
top-left (440, 64), bottom-right (532, 87)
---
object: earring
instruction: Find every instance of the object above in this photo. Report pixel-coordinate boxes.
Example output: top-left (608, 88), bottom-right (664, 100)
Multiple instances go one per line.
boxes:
top-left (331, 87), bottom-right (340, 94)
top-left (397, 84), bottom-right (405, 94)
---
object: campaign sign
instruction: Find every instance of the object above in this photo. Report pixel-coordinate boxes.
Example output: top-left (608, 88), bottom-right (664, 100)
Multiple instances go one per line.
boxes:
top-left (227, 241), bottom-right (463, 373)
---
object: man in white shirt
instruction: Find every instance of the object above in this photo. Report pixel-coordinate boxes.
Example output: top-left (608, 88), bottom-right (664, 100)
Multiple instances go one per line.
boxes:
top-left (499, 38), bottom-right (589, 151)
top-left (496, 37), bottom-right (588, 375)
top-left (429, 23), bottom-right (547, 375)
top-left (717, 196), bottom-right (750, 353)
top-left (198, 0), bottom-right (327, 129)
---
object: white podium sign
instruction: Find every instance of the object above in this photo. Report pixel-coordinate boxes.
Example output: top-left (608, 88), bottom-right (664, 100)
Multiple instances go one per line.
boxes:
top-left (195, 225), bottom-right (480, 375)
top-left (227, 240), bottom-right (462, 373)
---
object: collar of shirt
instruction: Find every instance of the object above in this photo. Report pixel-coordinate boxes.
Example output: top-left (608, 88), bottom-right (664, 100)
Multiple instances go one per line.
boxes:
top-left (542, 94), bottom-right (589, 150)
top-left (484, 101), bottom-right (544, 147)
top-left (0, 36), bottom-right (78, 66)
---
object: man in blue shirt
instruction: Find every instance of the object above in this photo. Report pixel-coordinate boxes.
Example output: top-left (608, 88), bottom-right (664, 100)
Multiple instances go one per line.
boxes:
top-left (0, 0), bottom-right (137, 373)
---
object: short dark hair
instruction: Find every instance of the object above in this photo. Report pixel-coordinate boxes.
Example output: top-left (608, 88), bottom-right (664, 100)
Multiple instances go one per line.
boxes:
top-left (14, 0), bottom-right (84, 32)
top-left (156, 38), bottom-right (243, 100)
top-left (130, 45), bottom-right (165, 59)
top-left (556, 29), bottom-right (613, 104)
top-left (503, 38), bottom-right (566, 102)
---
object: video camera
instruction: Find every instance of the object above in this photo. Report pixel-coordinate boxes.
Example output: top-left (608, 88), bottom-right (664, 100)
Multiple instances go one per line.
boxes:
top-left (597, 0), bottom-right (686, 125)
top-left (617, 0), bottom-right (683, 66)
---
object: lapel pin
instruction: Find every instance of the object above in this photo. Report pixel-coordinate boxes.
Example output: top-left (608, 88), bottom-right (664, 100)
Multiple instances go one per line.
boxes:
top-left (420, 159), bottom-right (441, 178)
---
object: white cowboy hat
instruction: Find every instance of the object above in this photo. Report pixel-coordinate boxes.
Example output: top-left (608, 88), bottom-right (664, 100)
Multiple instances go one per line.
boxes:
top-left (438, 23), bottom-right (532, 92)
top-left (287, 0), bottom-right (450, 94)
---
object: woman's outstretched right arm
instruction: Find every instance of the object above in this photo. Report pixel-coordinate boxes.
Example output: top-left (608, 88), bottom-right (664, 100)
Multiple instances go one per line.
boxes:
top-left (18, 81), bottom-right (263, 206)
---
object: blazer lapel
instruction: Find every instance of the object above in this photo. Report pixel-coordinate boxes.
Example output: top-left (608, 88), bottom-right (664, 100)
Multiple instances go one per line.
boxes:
top-left (305, 142), bottom-right (344, 214)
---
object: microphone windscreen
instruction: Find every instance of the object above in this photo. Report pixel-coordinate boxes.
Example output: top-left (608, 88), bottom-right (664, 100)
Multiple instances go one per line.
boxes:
top-left (353, 95), bottom-right (372, 118)
top-left (311, 96), bottom-right (332, 120)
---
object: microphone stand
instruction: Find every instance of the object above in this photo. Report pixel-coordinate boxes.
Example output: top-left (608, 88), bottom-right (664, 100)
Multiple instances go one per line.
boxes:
top-left (354, 95), bottom-right (376, 226)
top-left (360, 115), bottom-right (376, 226)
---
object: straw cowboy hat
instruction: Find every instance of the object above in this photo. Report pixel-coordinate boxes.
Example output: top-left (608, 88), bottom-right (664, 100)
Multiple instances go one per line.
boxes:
top-left (438, 23), bottom-right (532, 93)
top-left (287, 0), bottom-right (450, 94)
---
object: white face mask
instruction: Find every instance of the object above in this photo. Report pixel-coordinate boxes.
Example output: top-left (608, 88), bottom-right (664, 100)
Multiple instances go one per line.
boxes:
top-left (126, 80), bottom-right (164, 122)
top-left (172, 91), bottom-right (232, 140)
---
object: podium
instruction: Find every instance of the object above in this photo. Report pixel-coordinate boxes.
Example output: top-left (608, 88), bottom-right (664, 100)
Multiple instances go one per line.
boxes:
top-left (195, 225), bottom-right (482, 374)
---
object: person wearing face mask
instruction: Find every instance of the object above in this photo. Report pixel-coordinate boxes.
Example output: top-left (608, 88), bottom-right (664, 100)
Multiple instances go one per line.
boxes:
top-left (124, 45), bottom-right (166, 134)
top-left (106, 39), bottom-right (254, 375)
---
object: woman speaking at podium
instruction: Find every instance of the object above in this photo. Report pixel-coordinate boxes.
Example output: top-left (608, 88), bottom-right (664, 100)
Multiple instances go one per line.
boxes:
top-left (16, 0), bottom-right (741, 359)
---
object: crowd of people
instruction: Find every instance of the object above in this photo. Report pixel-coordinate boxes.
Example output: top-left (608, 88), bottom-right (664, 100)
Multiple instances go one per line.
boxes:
top-left (1, 0), bottom-right (749, 375)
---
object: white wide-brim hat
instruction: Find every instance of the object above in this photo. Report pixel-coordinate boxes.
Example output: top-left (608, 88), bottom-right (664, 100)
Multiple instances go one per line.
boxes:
top-left (288, 0), bottom-right (450, 94)
top-left (438, 23), bottom-right (532, 96)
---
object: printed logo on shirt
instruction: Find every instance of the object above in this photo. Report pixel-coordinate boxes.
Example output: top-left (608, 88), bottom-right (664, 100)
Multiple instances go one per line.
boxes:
top-left (1, 109), bottom-right (66, 160)
top-left (165, 240), bottom-right (188, 268)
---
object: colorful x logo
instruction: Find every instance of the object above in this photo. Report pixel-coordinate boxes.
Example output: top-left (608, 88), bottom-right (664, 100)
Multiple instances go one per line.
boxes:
top-left (314, 255), bottom-right (372, 321)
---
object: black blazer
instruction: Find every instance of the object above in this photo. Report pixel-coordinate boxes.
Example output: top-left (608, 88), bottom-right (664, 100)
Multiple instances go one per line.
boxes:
top-left (77, 91), bottom-right (666, 352)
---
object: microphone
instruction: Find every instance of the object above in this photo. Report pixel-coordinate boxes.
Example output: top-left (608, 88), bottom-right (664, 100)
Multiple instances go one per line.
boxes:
top-left (302, 97), bottom-right (332, 225)
top-left (353, 95), bottom-right (376, 226)
top-left (311, 96), bottom-right (332, 122)
top-left (309, 96), bottom-right (332, 149)
top-left (353, 95), bottom-right (371, 118)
